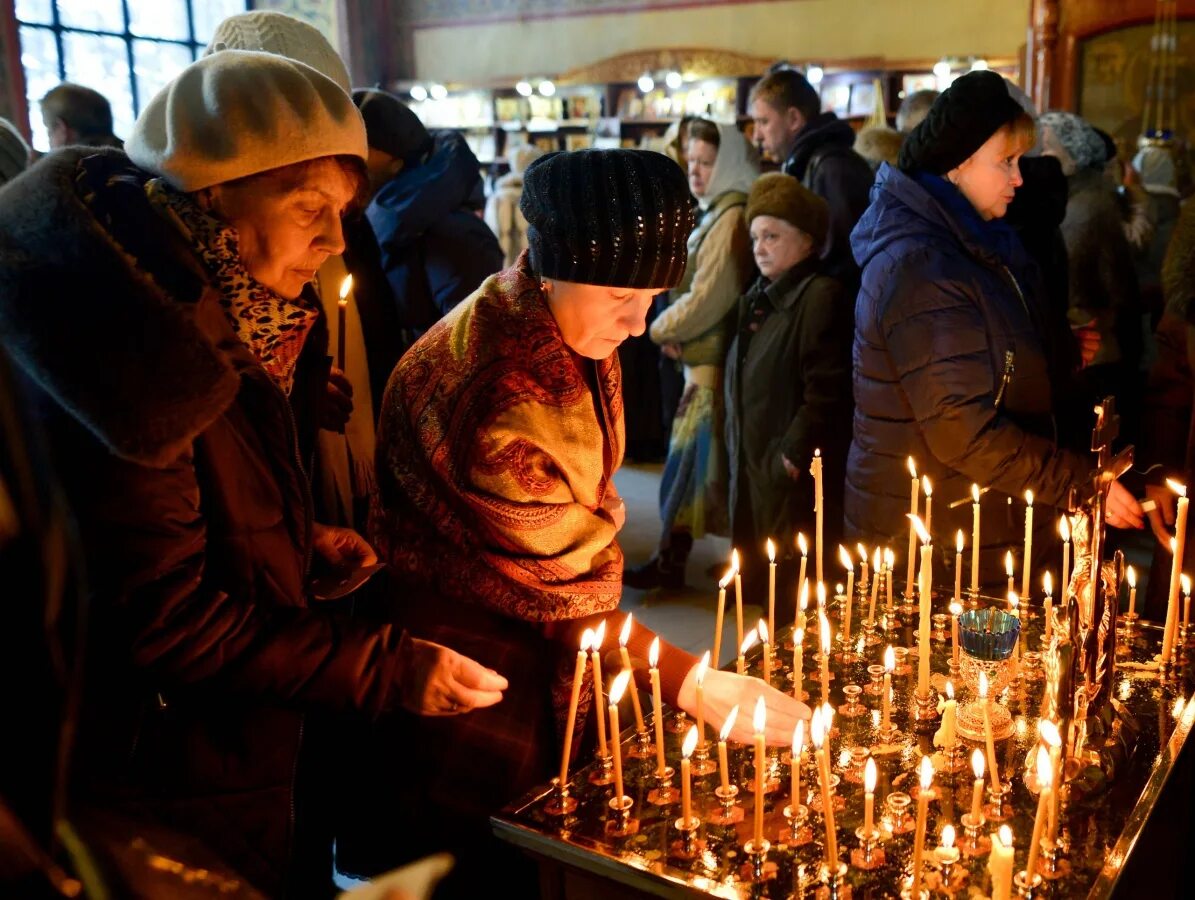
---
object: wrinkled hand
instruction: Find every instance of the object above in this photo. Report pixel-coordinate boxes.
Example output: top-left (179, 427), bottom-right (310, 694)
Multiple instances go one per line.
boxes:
top-left (661, 342), bottom-right (683, 361)
top-left (1145, 482), bottom-right (1178, 546)
top-left (312, 522), bottom-right (378, 569)
top-left (321, 366), bottom-right (355, 432)
top-left (677, 665), bottom-right (810, 745)
top-left (398, 635), bottom-right (508, 716)
top-left (1071, 320), bottom-right (1100, 368)
top-left (1106, 481), bottom-right (1145, 531)
top-left (338, 852), bottom-right (454, 900)
top-left (781, 454), bottom-right (801, 482)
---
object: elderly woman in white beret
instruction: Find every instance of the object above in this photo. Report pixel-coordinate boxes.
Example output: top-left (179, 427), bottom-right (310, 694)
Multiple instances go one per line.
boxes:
top-left (0, 49), bottom-right (505, 895)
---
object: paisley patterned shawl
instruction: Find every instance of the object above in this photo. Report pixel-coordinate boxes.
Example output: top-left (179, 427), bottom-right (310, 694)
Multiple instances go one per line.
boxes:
top-left (373, 250), bottom-right (625, 623)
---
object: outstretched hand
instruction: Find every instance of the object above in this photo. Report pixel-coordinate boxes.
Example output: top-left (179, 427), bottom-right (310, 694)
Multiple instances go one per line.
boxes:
top-left (398, 635), bottom-right (509, 717)
top-left (676, 664), bottom-right (810, 745)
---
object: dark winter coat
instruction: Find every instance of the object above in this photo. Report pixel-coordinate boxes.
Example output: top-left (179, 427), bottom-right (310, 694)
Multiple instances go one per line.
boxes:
top-left (367, 130), bottom-right (503, 342)
top-left (725, 257), bottom-right (852, 553)
top-left (0, 149), bottom-right (411, 896)
top-left (847, 164), bottom-right (1089, 583)
top-left (783, 113), bottom-right (875, 288)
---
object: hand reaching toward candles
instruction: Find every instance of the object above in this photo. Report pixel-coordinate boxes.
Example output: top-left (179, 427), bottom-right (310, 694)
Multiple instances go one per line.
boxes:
top-left (676, 665), bottom-right (810, 745)
top-left (1105, 481), bottom-right (1145, 530)
top-left (397, 634), bottom-right (509, 716)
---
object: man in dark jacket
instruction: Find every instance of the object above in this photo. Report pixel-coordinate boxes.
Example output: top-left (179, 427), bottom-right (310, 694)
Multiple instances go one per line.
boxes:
top-left (354, 90), bottom-right (503, 348)
top-left (749, 68), bottom-right (874, 288)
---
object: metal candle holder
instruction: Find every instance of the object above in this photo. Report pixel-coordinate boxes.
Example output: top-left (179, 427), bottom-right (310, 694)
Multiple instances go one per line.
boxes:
top-left (626, 729), bottom-right (654, 759)
top-left (647, 765), bottom-right (678, 806)
top-left (669, 815), bottom-right (704, 859)
top-left (865, 664), bottom-right (885, 696)
top-left (1014, 869), bottom-right (1043, 898)
top-left (709, 784), bottom-right (744, 825)
top-left (1038, 839), bottom-right (1071, 880)
top-left (984, 782), bottom-right (1013, 821)
top-left (959, 812), bottom-right (991, 856)
top-left (885, 791), bottom-right (915, 834)
top-left (589, 752), bottom-right (615, 785)
top-left (604, 794), bottom-right (638, 837)
top-left (542, 777), bottom-right (577, 817)
top-left (692, 742), bottom-right (717, 776)
top-left (851, 826), bottom-right (885, 870)
top-left (913, 689), bottom-right (941, 728)
top-left (819, 861), bottom-right (851, 899)
top-left (839, 684), bottom-right (866, 718)
top-left (742, 839), bottom-right (772, 882)
top-left (781, 802), bottom-right (813, 846)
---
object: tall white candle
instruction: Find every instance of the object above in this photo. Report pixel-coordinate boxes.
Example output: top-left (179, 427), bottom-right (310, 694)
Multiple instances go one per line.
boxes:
top-left (1005, 551), bottom-right (1015, 601)
top-left (717, 705), bottom-right (738, 794)
top-left (812, 450), bottom-right (825, 584)
top-left (969, 748), bottom-right (985, 821)
top-left (714, 560), bottom-right (735, 668)
top-left (1022, 490), bottom-right (1035, 600)
top-left (819, 611), bottom-right (832, 706)
top-left (858, 543), bottom-right (870, 592)
top-left (681, 725), bottom-right (698, 826)
top-left (1162, 480), bottom-right (1189, 664)
top-left (791, 720), bottom-right (805, 808)
top-left (559, 631), bottom-right (592, 788)
top-left (906, 457), bottom-right (920, 598)
top-left (694, 651), bottom-right (709, 747)
top-left (839, 545), bottom-right (855, 647)
top-left (812, 708), bottom-right (838, 866)
top-left (618, 613), bottom-right (646, 733)
top-left (1025, 747), bottom-right (1053, 876)
top-left (649, 638), bottom-right (666, 775)
top-left (767, 538), bottom-right (777, 643)
top-left (609, 670), bottom-right (632, 799)
top-left (868, 546), bottom-right (882, 624)
top-left (971, 484), bottom-right (982, 595)
top-left (881, 646), bottom-right (894, 731)
top-left (590, 620), bottom-right (609, 758)
top-left (989, 825), bottom-right (1015, 900)
top-left (863, 756), bottom-right (877, 834)
top-left (954, 530), bottom-right (964, 604)
top-left (796, 533), bottom-right (809, 630)
top-left (752, 697), bottom-right (767, 846)
top-left (734, 549), bottom-right (745, 662)
top-left (911, 515), bottom-right (932, 698)
top-left (912, 756), bottom-right (933, 892)
top-left (1059, 515), bottom-right (1071, 603)
top-left (979, 672), bottom-right (1003, 793)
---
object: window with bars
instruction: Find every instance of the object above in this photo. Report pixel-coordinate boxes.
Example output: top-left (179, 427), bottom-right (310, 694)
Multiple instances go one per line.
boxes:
top-left (15, 0), bottom-right (248, 151)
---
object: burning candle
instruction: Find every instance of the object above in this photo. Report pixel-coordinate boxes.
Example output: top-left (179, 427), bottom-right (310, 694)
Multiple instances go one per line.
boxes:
top-left (1005, 550), bottom-right (1015, 601)
top-left (793, 626), bottom-right (805, 701)
top-left (717, 705), bottom-right (739, 794)
top-left (923, 475), bottom-right (934, 537)
top-left (1008, 591), bottom-right (1021, 671)
top-left (811, 708), bottom-right (839, 866)
top-left (336, 274), bottom-right (353, 372)
top-left (910, 514), bottom-right (932, 698)
top-left (1040, 720), bottom-right (1063, 842)
top-left (1043, 572), bottom-right (1054, 643)
top-left (1126, 566), bottom-right (1137, 619)
top-left (608, 670), bottom-right (632, 799)
top-left (1060, 515), bottom-right (1071, 603)
top-left (559, 630), bottom-right (591, 788)
top-left (1163, 480), bottom-right (1190, 665)
top-left (681, 725), bottom-right (698, 826)
top-left (979, 672), bottom-right (1003, 793)
top-left (752, 697), bottom-right (767, 846)
top-left (819, 611), bottom-right (832, 706)
top-left (759, 620), bottom-right (772, 684)
top-left (885, 548), bottom-right (895, 611)
top-left (796, 533), bottom-right (809, 626)
top-left (791, 720), bottom-right (805, 807)
top-left (839, 545), bottom-right (855, 646)
top-left (868, 547), bottom-right (882, 625)
top-left (954, 530), bottom-right (964, 605)
top-left (912, 756), bottom-right (934, 892)
top-left (971, 484), bottom-right (982, 595)
top-left (797, 574), bottom-right (809, 634)
top-left (590, 620), bottom-right (609, 758)
top-left (863, 756), bottom-right (877, 834)
top-left (935, 680), bottom-right (957, 750)
top-left (881, 646), bottom-right (894, 731)
top-left (1026, 746), bottom-right (1053, 876)
top-left (734, 549), bottom-right (745, 661)
top-left (969, 748), bottom-right (985, 821)
top-left (812, 450), bottom-right (825, 584)
top-left (950, 600), bottom-right (962, 667)
top-left (714, 560), bottom-right (736, 668)
top-left (906, 457), bottom-right (920, 598)
top-left (934, 823), bottom-right (960, 869)
top-left (1183, 574), bottom-right (1191, 637)
top-left (989, 825), bottom-right (1015, 900)
top-left (738, 629), bottom-right (758, 676)
top-left (695, 650), bottom-right (709, 746)
top-left (767, 538), bottom-right (777, 642)
top-left (618, 613), bottom-right (646, 733)
top-left (859, 543), bottom-right (870, 592)
top-left (1022, 490), bottom-right (1035, 600)
top-left (649, 637), bottom-right (666, 775)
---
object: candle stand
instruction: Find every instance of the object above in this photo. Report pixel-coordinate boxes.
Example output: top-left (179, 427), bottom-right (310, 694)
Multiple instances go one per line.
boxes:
top-left (604, 794), bottom-right (638, 837)
top-left (648, 766), bottom-right (678, 806)
top-left (669, 815), bottom-right (704, 860)
top-left (958, 812), bottom-right (991, 856)
top-left (817, 861), bottom-right (850, 900)
top-left (589, 752), bottom-right (614, 785)
top-left (851, 826), bottom-right (885, 870)
top-left (781, 802), bottom-right (812, 846)
top-left (709, 784), bottom-right (743, 825)
top-left (1013, 869), bottom-right (1042, 898)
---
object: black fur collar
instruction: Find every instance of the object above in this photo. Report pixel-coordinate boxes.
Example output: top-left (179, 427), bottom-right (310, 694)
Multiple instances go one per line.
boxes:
top-left (0, 149), bottom-right (239, 467)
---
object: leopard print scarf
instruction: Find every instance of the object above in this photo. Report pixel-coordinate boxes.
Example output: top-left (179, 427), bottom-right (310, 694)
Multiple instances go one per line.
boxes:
top-left (146, 179), bottom-right (319, 394)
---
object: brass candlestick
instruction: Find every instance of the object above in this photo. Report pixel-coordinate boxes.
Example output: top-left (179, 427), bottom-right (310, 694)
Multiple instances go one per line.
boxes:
top-left (885, 791), bottom-right (915, 834)
top-left (1038, 839), bottom-right (1071, 880)
top-left (647, 765), bottom-right (678, 806)
top-left (985, 782), bottom-right (1013, 821)
top-left (709, 784), bottom-right (744, 825)
top-left (1014, 870), bottom-right (1043, 898)
top-left (542, 777), bottom-right (577, 817)
top-left (782, 801), bottom-right (813, 846)
top-left (588, 752), bottom-right (614, 785)
top-left (626, 729), bottom-right (654, 759)
top-left (818, 861), bottom-right (851, 899)
top-left (691, 740), bottom-right (717, 776)
top-left (852, 825), bottom-right (885, 870)
top-left (959, 812), bottom-right (991, 856)
top-left (865, 664), bottom-right (886, 696)
top-left (669, 815), bottom-right (704, 860)
top-left (839, 684), bottom-right (866, 718)
top-left (742, 839), bottom-right (773, 883)
top-left (604, 794), bottom-right (638, 836)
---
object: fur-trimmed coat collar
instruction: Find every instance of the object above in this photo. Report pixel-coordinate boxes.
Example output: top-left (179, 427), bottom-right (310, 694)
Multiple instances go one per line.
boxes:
top-left (0, 148), bottom-right (239, 467)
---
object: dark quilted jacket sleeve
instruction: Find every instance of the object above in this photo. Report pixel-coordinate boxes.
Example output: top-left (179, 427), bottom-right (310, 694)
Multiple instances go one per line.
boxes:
top-left (879, 250), bottom-right (1089, 508)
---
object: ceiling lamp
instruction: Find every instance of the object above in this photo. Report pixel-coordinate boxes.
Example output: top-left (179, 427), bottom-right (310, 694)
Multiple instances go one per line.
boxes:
top-left (665, 71), bottom-right (683, 90)
top-left (429, 83), bottom-right (448, 100)
top-left (970, 58), bottom-right (990, 71)
top-left (933, 59), bottom-right (953, 78)
top-left (637, 73), bottom-right (655, 93)
top-left (538, 80), bottom-right (556, 96)
top-left (515, 80), bottom-right (533, 96)
top-left (409, 84), bottom-right (428, 102)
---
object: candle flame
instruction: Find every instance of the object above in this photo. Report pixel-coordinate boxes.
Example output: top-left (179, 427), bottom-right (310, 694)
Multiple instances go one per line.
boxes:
top-left (949, 600), bottom-right (963, 616)
top-left (719, 567), bottom-right (735, 589)
top-left (793, 719), bottom-right (805, 755)
top-left (581, 628), bottom-right (594, 652)
top-left (956, 530), bottom-right (964, 553)
top-left (946, 680), bottom-right (954, 700)
top-left (609, 669), bottom-right (632, 705)
top-left (998, 825), bottom-right (1013, 848)
top-left (1044, 571), bottom-right (1054, 596)
top-left (1167, 478), bottom-right (1188, 499)
top-left (1036, 746), bottom-right (1052, 788)
top-left (758, 619), bottom-right (770, 646)
top-left (338, 274), bottom-right (353, 301)
top-left (919, 755), bottom-right (934, 789)
top-left (1008, 591), bottom-right (1019, 612)
top-left (592, 620), bottom-right (607, 650)
top-left (816, 581), bottom-right (827, 609)
top-left (819, 612), bottom-right (831, 651)
top-left (1183, 574), bottom-right (1192, 596)
top-left (1025, 489), bottom-right (1034, 506)
top-left (731, 548), bottom-right (741, 570)
top-left (797, 533), bottom-right (808, 556)
top-left (720, 705), bottom-right (739, 741)
top-left (907, 456), bottom-right (917, 479)
top-left (942, 823), bottom-right (956, 849)
top-left (864, 756), bottom-right (877, 793)
top-left (753, 696), bottom-right (767, 734)
top-left (838, 544), bottom-right (853, 571)
top-left (795, 627), bottom-right (804, 646)
top-left (682, 724), bottom-right (699, 759)
top-left (696, 650), bottom-right (710, 685)
top-left (971, 747), bottom-right (985, 779)
top-left (835, 583), bottom-right (844, 596)
top-left (978, 670), bottom-right (989, 699)
top-left (972, 483), bottom-right (981, 503)
top-left (619, 612), bottom-right (633, 647)
top-left (1004, 550), bottom-right (1014, 577)
top-left (858, 543), bottom-right (869, 563)
top-left (810, 706), bottom-right (823, 748)
top-left (873, 547), bottom-right (882, 569)
top-left (1038, 719), bottom-right (1061, 748)
top-left (883, 645), bottom-right (895, 673)
top-left (908, 514), bottom-right (931, 545)
top-left (814, 447), bottom-right (821, 458)
top-left (740, 630), bottom-right (759, 656)
top-left (649, 636), bottom-right (659, 668)
top-left (884, 548), bottom-right (895, 568)
top-left (1126, 566), bottom-right (1135, 589)
top-left (922, 475), bottom-right (932, 497)
top-left (767, 538), bottom-right (776, 562)
top-left (799, 580), bottom-right (809, 611)
top-left (821, 703), bottom-right (835, 732)
top-left (1059, 515), bottom-right (1070, 542)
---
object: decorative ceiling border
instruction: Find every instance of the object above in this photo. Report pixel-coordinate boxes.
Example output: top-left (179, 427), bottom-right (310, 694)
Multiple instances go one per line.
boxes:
top-left (406, 0), bottom-right (795, 30)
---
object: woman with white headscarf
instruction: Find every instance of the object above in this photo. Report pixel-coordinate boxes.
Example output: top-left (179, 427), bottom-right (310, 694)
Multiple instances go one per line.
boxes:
top-left (626, 119), bottom-right (758, 590)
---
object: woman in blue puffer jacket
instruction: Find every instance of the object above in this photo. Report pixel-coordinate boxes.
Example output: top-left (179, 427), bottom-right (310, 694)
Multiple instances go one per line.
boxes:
top-left (845, 71), bottom-right (1143, 590)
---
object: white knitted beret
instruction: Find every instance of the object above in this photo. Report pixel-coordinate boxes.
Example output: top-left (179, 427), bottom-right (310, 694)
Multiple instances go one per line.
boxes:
top-left (205, 10), bottom-right (351, 94)
top-left (126, 49), bottom-right (367, 192)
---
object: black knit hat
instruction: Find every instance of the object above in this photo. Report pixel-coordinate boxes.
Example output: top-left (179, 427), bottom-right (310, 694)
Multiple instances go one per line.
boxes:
top-left (521, 149), bottom-right (694, 289)
top-left (898, 71), bottom-right (1027, 175)
top-left (351, 89), bottom-right (432, 166)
